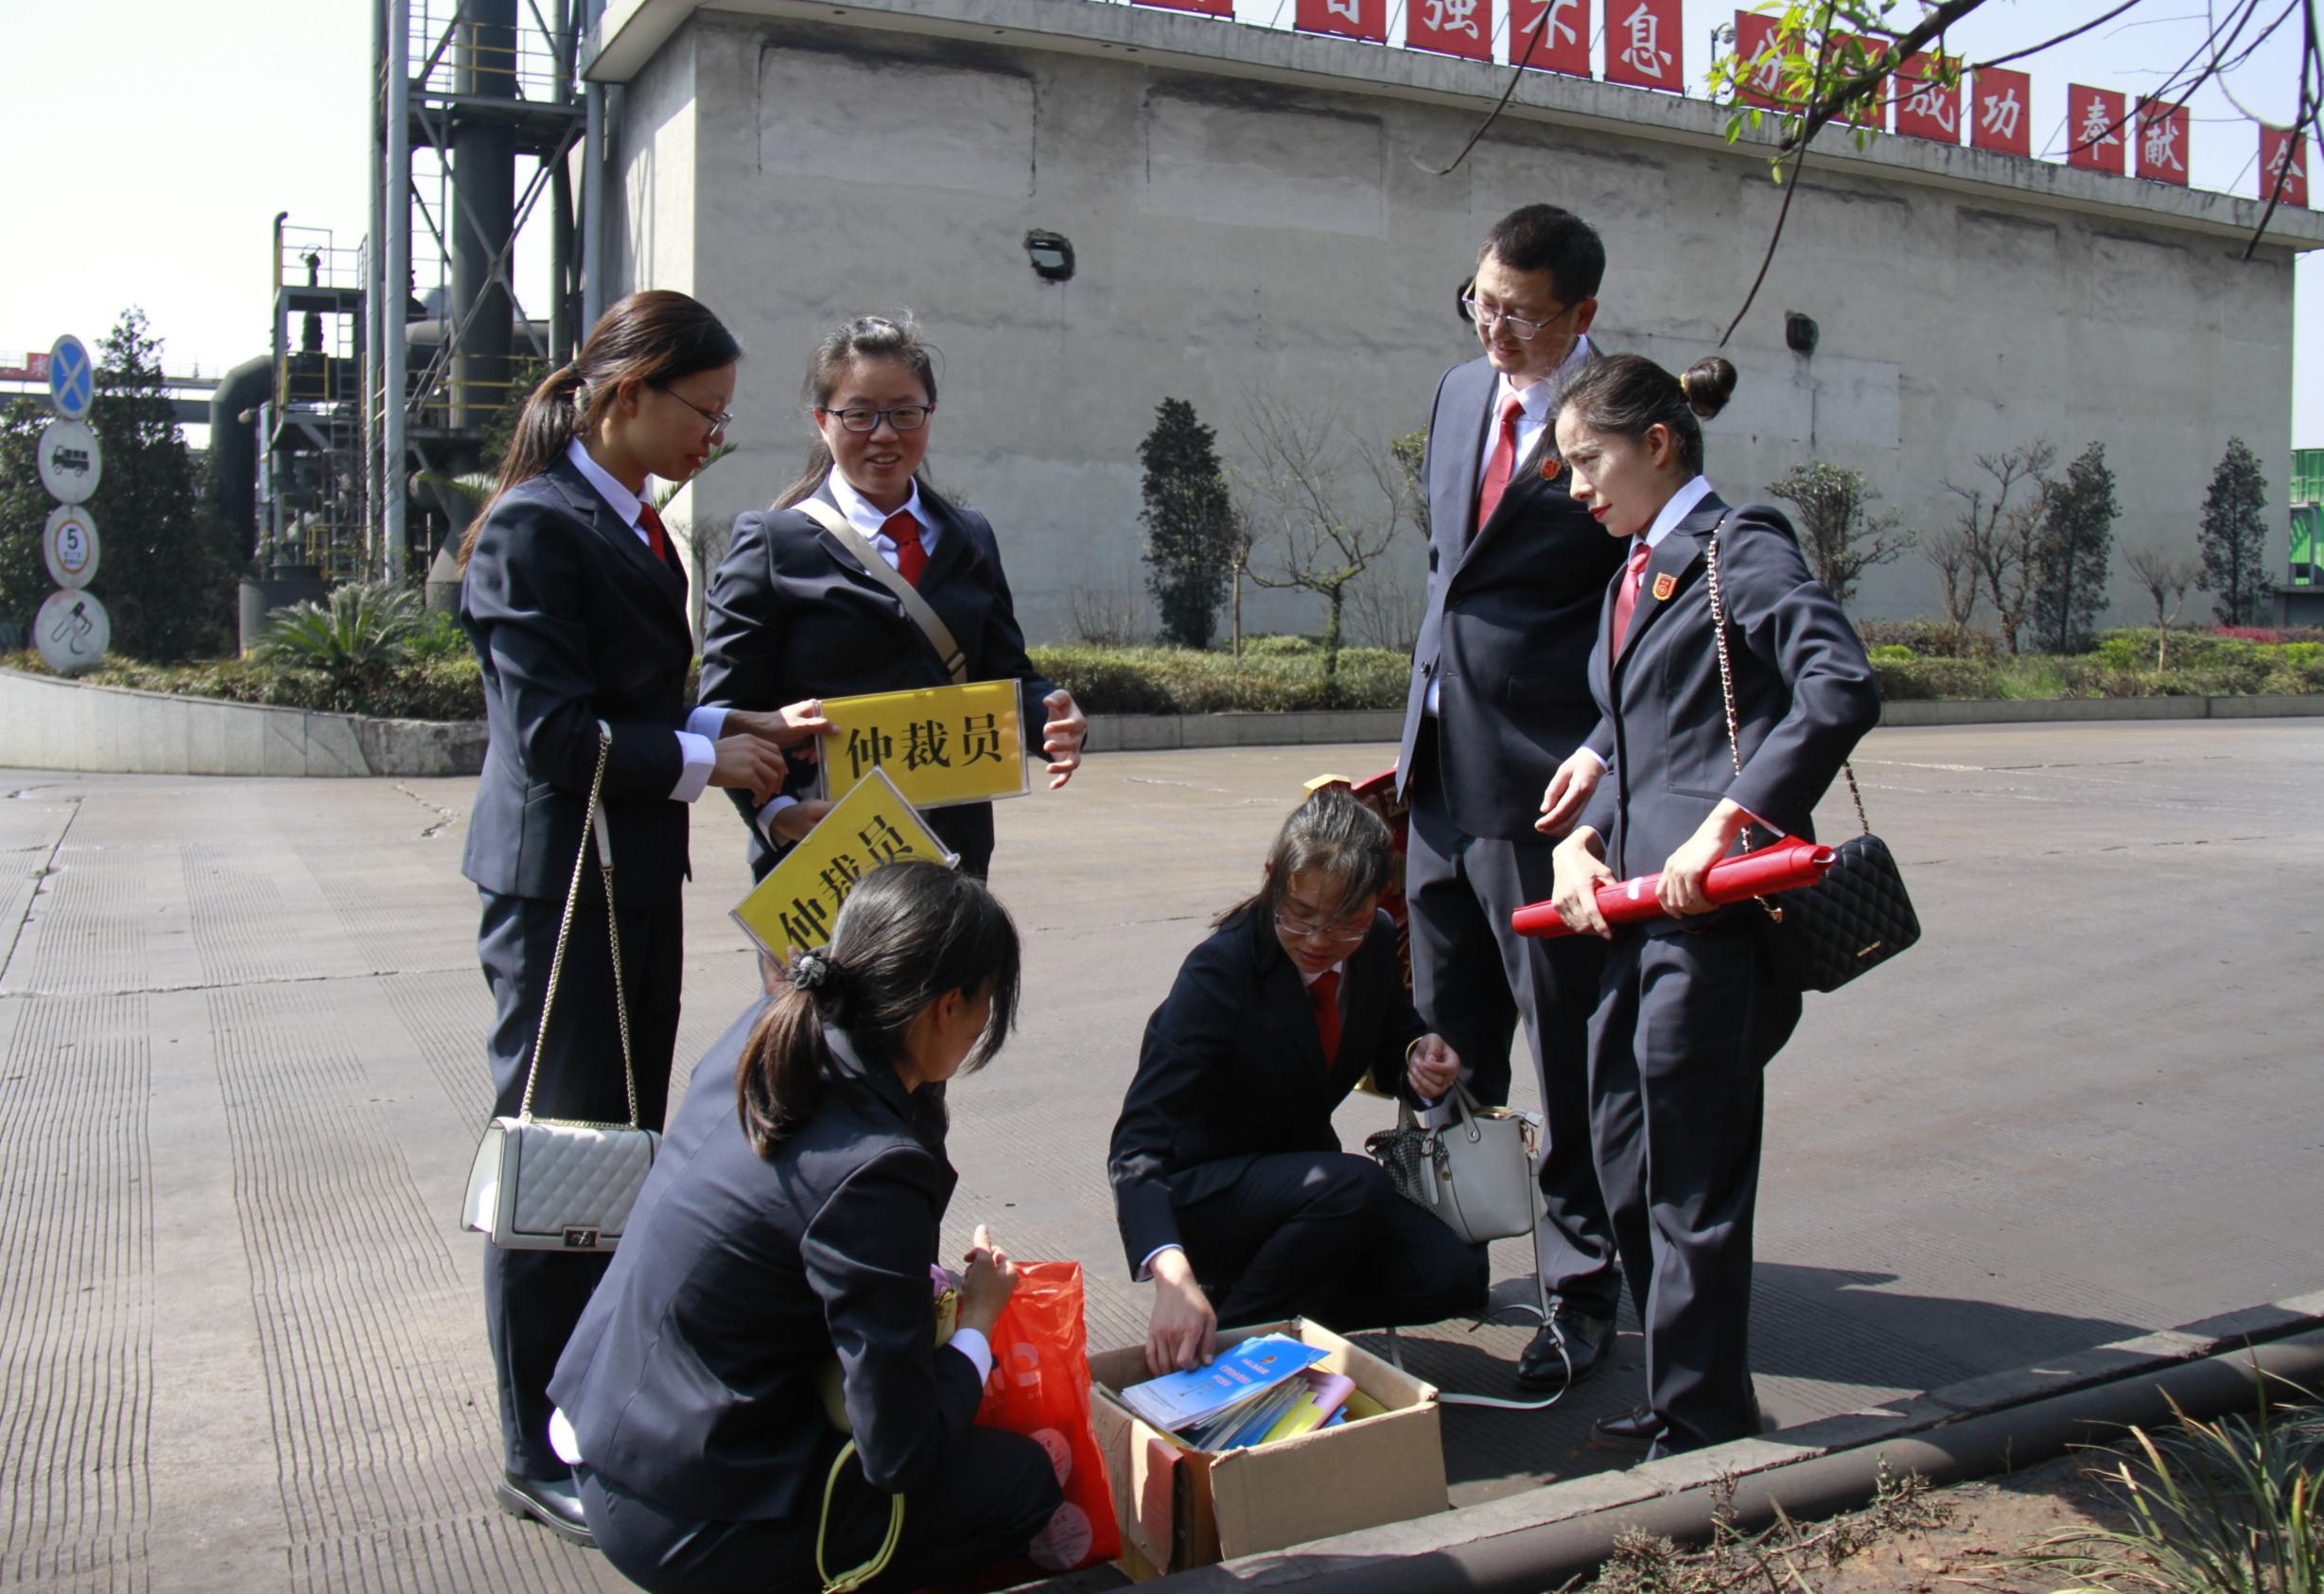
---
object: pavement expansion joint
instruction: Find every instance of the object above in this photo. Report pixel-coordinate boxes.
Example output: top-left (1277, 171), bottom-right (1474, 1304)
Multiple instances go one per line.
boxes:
top-left (0, 965), bottom-right (476, 1001)
top-left (390, 783), bottom-right (465, 839)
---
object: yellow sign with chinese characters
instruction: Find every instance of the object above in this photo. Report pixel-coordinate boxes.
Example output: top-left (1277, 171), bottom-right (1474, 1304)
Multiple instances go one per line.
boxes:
top-left (809, 677), bottom-right (1027, 810)
top-left (730, 767), bottom-right (955, 956)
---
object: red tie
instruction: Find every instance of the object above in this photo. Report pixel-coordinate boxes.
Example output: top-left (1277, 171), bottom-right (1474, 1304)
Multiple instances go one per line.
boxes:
top-left (882, 511), bottom-right (927, 587)
top-left (637, 501), bottom-right (671, 566)
top-left (1610, 537), bottom-right (1651, 657)
top-left (1473, 394), bottom-right (1523, 537)
top-left (1307, 970), bottom-right (1342, 1071)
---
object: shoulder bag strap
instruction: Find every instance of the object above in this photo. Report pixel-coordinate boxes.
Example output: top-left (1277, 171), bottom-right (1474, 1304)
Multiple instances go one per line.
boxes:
top-left (516, 721), bottom-right (643, 1130)
top-left (791, 498), bottom-right (970, 685)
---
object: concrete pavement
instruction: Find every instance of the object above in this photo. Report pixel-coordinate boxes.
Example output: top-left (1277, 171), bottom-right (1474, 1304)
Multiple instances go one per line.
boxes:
top-left (1, 719), bottom-right (2317, 1590)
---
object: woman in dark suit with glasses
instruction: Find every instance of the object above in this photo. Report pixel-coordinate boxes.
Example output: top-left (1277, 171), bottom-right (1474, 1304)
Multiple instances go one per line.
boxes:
top-left (1109, 788), bottom-right (1489, 1378)
top-left (701, 312), bottom-right (1088, 883)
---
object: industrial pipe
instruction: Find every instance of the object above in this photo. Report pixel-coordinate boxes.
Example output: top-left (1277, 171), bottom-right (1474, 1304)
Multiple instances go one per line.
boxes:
top-left (1154, 1326), bottom-right (2324, 1593)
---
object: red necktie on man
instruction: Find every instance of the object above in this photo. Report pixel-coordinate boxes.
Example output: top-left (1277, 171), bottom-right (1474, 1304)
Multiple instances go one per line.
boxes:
top-left (1609, 536), bottom-right (1651, 657)
top-left (1307, 969), bottom-right (1342, 1071)
top-left (881, 510), bottom-right (928, 587)
top-left (1472, 394), bottom-right (1524, 536)
top-left (637, 501), bottom-right (672, 566)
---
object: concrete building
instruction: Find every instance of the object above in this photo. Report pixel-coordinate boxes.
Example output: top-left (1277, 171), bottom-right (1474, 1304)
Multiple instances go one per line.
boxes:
top-left (583, 0), bottom-right (2324, 643)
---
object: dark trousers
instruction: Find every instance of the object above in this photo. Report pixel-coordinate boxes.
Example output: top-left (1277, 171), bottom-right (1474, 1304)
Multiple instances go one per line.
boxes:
top-left (1588, 917), bottom-right (1800, 1454)
top-left (477, 887), bottom-right (682, 1480)
top-left (577, 1427), bottom-right (1062, 1594)
top-left (1403, 722), bottom-right (1618, 1318)
top-left (1173, 1151), bottom-right (1487, 1332)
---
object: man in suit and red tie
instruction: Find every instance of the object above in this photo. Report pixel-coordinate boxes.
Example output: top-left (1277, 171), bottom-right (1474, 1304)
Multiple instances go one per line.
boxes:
top-left (1395, 204), bottom-right (1630, 1393)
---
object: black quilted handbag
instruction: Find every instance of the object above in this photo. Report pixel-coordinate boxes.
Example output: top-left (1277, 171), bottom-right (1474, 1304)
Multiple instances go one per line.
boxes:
top-left (1705, 532), bottom-right (1919, 993)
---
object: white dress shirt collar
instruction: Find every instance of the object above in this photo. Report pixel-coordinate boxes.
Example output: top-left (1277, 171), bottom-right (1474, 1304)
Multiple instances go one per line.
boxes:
top-left (1641, 474), bottom-right (1716, 552)
top-left (564, 438), bottom-right (645, 536)
top-left (826, 466), bottom-right (934, 546)
top-left (1297, 959), bottom-right (1348, 988)
top-left (1494, 332), bottom-right (1595, 422)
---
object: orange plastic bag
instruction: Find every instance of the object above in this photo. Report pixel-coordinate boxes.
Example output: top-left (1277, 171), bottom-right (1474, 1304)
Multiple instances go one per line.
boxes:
top-left (973, 1261), bottom-right (1121, 1575)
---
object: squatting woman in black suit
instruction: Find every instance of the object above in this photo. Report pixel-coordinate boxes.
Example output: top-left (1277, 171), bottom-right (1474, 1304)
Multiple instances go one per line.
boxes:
top-left (1535, 353), bottom-right (1880, 1459)
top-left (549, 862), bottom-right (1063, 1593)
top-left (458, 289), bottom-right (825, 1541)
top-left (1110, 788), bottom-right (1489, 1377)
top-left (700, 312), bottom-right (1087, 883)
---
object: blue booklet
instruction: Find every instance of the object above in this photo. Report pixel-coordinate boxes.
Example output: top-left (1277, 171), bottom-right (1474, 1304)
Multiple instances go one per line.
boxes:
top-left (1120, 1334), bottom-right (1330, 1432)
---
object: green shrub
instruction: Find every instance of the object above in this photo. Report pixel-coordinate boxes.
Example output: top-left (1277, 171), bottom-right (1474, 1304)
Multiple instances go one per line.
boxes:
top-left (255, 582), bottom-right (427, 672)
top-left (1866, 643), bottom-right (1914, 663)
top-left (1242, 634), bottom-right (1319, 658)
top-left (4, 647), bottom-right (484, 720)
top-left (409, 608), bottom-right (471, 661)
top-left (1030, 644), bottom-right (1408, 714)
top-left (1870, 657), bottom-right (2001, 700)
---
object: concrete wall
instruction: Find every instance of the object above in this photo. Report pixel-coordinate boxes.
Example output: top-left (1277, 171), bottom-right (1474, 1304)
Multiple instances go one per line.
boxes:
top-left (600, 0), bottom-right (2315, 645)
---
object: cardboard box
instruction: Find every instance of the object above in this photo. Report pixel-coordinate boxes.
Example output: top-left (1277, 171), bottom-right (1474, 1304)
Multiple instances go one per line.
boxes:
top-left (1087, 1319), bottom-right (1446, 1578)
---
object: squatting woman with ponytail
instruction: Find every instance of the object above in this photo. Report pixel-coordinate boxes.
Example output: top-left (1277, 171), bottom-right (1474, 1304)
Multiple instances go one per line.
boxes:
top-left (458, 289), bottom-right (828, 1542)
top-left (1533, 354), bottom-right (1879, 1460)
top-left (548, 862), bottom-right (1064, 1593)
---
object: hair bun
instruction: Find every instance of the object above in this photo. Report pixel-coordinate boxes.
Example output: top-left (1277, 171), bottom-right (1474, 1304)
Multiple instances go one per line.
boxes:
top-left (1680, 356), bottom-right (1739, 421)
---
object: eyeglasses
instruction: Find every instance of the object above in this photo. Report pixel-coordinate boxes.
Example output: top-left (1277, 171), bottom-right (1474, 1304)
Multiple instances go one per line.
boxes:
top-left (820, 404), bottom-right (935, 433)
top-left (655, 383), bottom-right (733, 436)
top-left (1273, 907), bottom-right (1374, 946)
top-left (1461, 297), bottom-right (1579, 342)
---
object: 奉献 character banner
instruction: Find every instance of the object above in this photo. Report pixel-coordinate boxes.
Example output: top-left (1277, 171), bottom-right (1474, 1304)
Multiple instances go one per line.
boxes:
top-left (2067, 83), bottom-right (2128, 174)
top-left (731, 767), bottom-right (955, 957)
top-left (810, 677), bottom-right (1029, 810)
top-left (2261, 126), bottom-right (2311, 207)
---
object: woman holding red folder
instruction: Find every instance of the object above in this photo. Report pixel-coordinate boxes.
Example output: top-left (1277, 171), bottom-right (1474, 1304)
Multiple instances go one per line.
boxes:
top-left (1532, 354), bottom-right (1878, 1458)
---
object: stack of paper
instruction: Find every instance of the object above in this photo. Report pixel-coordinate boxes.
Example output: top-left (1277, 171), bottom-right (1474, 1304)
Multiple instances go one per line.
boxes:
top-left (1120, 1335), bottom-right (1339, 1450)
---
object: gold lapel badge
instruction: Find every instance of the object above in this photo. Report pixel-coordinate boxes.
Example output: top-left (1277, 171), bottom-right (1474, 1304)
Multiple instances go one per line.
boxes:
top-left (1651, 571), bottom-right (1677, 602)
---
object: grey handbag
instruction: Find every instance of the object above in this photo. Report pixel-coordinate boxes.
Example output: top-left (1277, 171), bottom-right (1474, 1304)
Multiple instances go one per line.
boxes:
top-left (1364, 1083), bottom-right (1539, 1246)
top-left (463, 723), bottom-right (660, 1251)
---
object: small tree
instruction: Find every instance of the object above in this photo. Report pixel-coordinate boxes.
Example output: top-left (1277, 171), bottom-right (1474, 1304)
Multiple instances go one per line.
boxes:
top-left (1232, 395), bottom-right (1410, 676)
top-left (1138, 399), bottom-right (1238, 650)
top-left (1919, 523), bottom-right (1982, 639)
top-left (0, 400), bottom-right (52, 636)
top-left (2196, 436), bottom-right (2275, 626)
top-left (1943, 441), bottom-right (2055, 655)
top-left (1765, 461), bottom-right (1912, 607)
top-left (2124, 544), bottom-right (2199, 672)
top-left (2034, 442), bottom-right (2120, 656)
top-left (1389, 429), bottom-right (1428, 542)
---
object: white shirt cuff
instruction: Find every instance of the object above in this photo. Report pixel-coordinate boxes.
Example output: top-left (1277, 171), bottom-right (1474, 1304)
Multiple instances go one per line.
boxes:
top-left (1137, 1243), bottom-right (1184, 1284)
top-left (670, 730), bottom-right (716, 802)
top-left (756, 793), bottom-right (799, 840)
top-left (1579, 745), bottom-right (1609, 773)
top-left (548, 1406), bottom-right (584, 1466)
top-left (685, 705), bottom-right (728, 741)
top-left (948, 1326), bottom-right (994, 1386)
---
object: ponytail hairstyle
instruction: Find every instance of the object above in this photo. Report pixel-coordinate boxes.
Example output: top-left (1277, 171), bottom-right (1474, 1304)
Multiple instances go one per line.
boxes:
top-left (457, 289), bottom-right (742, 566)
top-left (734, 860), bottom-right (1020, 1156)
top-left (772, 312), bottom-right (943, 509)
top-left (1217, 786), bottom-right (1395, 932)
top-left (1553, 352), bottom-right (1739, 476)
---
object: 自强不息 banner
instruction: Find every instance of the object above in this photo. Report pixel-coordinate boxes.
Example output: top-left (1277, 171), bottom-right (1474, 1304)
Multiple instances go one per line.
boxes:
top-left (810, 677), bottom-right (1028, 810)
top-left (731, 767), bottom-right (954, 956)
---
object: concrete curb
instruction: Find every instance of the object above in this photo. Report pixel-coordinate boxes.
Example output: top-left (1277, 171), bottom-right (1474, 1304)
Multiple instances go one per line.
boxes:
top-left (1879, 693), bottom-right (2324, 726)
top-left (1110, 1285), bottom-right (2324, 1590)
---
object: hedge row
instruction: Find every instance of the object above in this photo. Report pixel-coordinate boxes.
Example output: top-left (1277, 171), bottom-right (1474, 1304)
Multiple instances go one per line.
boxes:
top-left (1027, 644), bottom-right (1410, 714)
top-left (5, 651), bottom-right (488, 721)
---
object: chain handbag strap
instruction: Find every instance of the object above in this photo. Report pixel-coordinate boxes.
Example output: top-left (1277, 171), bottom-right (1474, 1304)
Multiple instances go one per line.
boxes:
top-left (517, 721), bottom-right (642, 1129)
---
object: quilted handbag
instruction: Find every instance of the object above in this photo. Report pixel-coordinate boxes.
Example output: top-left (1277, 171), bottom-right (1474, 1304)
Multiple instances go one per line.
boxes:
top-left (1364, 1083), bottom-right (1539, 1246)
top-left (1704, 530), bottom-right (1920, 993)
top-left (463, 723), bottom-right (660, 1251)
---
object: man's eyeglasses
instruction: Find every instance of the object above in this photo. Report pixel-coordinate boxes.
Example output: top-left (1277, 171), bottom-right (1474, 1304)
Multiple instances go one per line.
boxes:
top-left (654, 383), bottom-right (733, 436)
top-left (820, 404), bottom-right (935, 433)
top-left (1273, 907), bottom-right (1374, 946)
top-left (1462, 298), bottom-right (1579, 342)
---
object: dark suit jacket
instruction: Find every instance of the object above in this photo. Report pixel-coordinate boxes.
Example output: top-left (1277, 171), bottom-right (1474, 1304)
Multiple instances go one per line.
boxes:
top-left (549, 1001), bottom-right (984, 1521)
top-left (699, 478), bottom-right (1055, 878)
top-left (1398, 355), bottom-right (1629, 839)
top-left (460, 455), bottom-right (698, 907)
top-left (1108, 906), bottom-right (1428, 1274)
top-left (1575, 494), bottom-right (1881, 889)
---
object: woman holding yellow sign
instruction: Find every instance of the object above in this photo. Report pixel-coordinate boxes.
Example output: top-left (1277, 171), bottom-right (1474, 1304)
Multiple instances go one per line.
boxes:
top-left (701, 312), bottom-right (1087, 881)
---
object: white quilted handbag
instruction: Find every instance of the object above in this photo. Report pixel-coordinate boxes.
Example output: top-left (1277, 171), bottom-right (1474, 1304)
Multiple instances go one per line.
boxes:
top-left (463, 723), bottom-right (659, 1252)
top-left (1364, 1083), bottom-right (1539, 1246)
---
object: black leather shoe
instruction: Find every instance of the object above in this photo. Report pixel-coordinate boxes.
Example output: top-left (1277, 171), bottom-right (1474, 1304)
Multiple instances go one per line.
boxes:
top-left (496, 1472), bottom-right (596, 1549)
top-left (1592, 1404), bottom-right (1668, 1451)
top-left (1514, 1310), bottom-right (1614, 1393)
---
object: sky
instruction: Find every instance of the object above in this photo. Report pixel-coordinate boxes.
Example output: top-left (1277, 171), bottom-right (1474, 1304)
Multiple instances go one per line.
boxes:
top-left (2, 0), bottom-right (2317, 444)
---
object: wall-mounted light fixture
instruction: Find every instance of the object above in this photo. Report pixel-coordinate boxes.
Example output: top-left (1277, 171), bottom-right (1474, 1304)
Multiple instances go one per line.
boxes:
top-left (1785, 311), bottom-right (1820, 356)
top-left (1024, 231), bottom-right (1075, 283)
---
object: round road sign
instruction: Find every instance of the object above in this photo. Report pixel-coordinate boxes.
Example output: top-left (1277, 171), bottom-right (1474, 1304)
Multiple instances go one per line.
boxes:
top-left (35, 588), bottom-right (112, 674)
top-left (37, 419), bottom-right (103, 504)
top-left (47, 334), bottom-right (95, 421)
top-left (43, 504), bottom-right (100, 589)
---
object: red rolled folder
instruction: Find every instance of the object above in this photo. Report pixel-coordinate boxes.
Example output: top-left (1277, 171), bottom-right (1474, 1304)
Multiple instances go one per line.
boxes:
top-left (1511, 837), bottom-right (1834, 938)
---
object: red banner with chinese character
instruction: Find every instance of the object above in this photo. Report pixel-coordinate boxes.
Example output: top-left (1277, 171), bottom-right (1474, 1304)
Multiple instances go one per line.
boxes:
top-left (2067, 84), bottom-right (2127, 174)
top-left (1296, 0), bottom-right (1387, 43)
top-left (1969, 67), bottom-right (2030, 156)
top-left (1733, 11), bottom-right (1792, 109)
top-left (1133, 0), bottom-right (1233, 14)
top-left (1824, 32), bottom-right (1886, 130)
top-left (1510, 0), bottom-right (1589, 74)
top-left (1407, 0), bottom-right (1493, 61)
top-left (2134, 97), bottom-right (2189, 184)
top-left (2262, 126), bottom-right (2312, 208)
top-left (1896, 52), bottom-right (1961, 144)
top-left (1603, 0), bottom-right (1682, 90)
